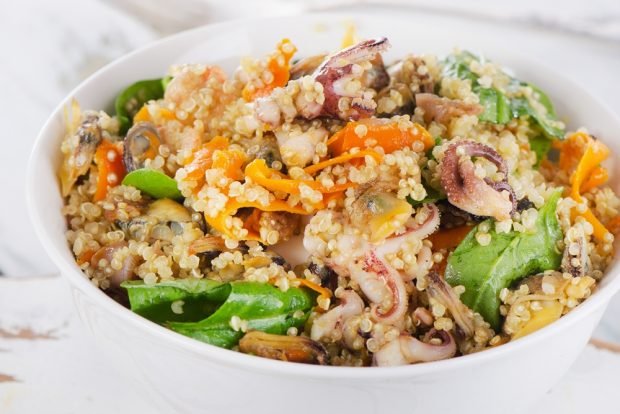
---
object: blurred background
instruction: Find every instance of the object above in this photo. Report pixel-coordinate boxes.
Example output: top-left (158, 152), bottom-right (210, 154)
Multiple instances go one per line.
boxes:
top-left (1, 0), bottom-right (620, 411)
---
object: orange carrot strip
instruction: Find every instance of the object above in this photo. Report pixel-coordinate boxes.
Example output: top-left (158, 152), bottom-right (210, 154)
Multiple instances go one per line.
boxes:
top-left (245, 159), bottom-right (354, 195)
top-left (303, 149), bottom-right (382, 175)
top-left (580, 166), bottom-right (608, 193)
top-left (243, 39), bottom-right (297, 101)
top-left (327, 119), bottom-right (434, 156)
top-left (94, 140), bottom-right (125, 201)
top-left (566, 132), bottom-right (612, 242)
top-left (183, 136), bottom-right (229, 180)
top-left (298, 279), bottom-right (332, 299)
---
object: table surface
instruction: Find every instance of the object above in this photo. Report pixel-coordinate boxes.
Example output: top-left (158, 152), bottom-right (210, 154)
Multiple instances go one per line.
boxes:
top-left (2, 0), bottom-right (620, 412)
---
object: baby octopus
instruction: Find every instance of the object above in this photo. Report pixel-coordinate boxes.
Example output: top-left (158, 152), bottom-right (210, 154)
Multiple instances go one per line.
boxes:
top-left (440, 140), bottom-right (516, 221)
top-left (254, 37), bottom-right (391, 126)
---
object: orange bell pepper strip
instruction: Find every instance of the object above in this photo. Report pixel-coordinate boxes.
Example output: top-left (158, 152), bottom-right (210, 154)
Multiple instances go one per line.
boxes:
top-left (303, 149), bottom-right (382, 175)
top-left (133, 105), bottom-right (177, 124)
top-left (212, 149), bottom-right (247, 181)
top-left (580, 166), bottom-right (608, 193)
top-left (566, 132), bottom-right (612, 241)
top-left (183, 136), bottom-right (229, 180)
top-left (297, 279), bottom-right (332, 299)
top-left (93, 139), bottom-right (126, 201)
top-left (243, 38), bottom-right (297, 101)
top-left (327, 119), bottom-right (434, 156)
top-left (245, 159), bottom-right (355, 195)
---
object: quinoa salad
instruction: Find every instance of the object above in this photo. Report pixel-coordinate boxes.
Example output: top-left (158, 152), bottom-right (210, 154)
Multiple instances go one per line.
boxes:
top-left (59, 35), bottom-right (620, 366)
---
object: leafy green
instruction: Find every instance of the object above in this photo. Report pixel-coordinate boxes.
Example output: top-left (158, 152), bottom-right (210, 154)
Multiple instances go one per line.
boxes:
top-left (115, 78), bottom-right (167, 135)
top-left (445, 189), bottom-right (563, 329)
top-left (442, 51), bottom-right (479, 83)
top-left (122, 279), bottom-right (231, 323)
top-left (168, 282), bottom-right (315, 349)
top-left (478, 87), bottom-right (512, 124)
top-left (122, 169), bottom-right (183, 200)
top-left (441, 52), bottom-right (565, 138)
top-left (529, 135), bottom-right (553, 168)
top-left (511, 85), bottom-right (565, 139)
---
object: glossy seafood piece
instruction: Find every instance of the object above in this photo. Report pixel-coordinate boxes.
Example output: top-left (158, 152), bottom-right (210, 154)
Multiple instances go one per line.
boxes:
top-left (311, 290), bottom-right (364, 342)
top-left (440, 140), bottom-right (515, 221)
top-left (426, 271), bottom-right (475, 338)
top-left (373, 329), bottom-right (457, 366)
top-left (239, 331), bottom-right (328, 365)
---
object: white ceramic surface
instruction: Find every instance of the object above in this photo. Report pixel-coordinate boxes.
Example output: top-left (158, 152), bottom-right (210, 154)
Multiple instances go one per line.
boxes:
top-left (26, 12), bottom-right (620, 414)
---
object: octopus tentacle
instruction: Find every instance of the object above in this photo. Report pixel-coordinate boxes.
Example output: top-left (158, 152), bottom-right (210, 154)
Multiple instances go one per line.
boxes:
top-left (310, 290), bottom-right (365, 342)
top-left (440, 140), bottom-right (515, 221)
top-left (361, 251), bottom-right (408, 324)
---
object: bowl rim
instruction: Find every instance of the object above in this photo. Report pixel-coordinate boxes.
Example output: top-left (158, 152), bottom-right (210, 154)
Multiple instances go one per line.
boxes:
top-left (27, 11), bottom-right (620, 379)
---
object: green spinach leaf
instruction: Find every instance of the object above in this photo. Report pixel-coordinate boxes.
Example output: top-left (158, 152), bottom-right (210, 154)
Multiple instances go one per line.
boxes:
top-left (511, 89), bottom-right (565, 139)
top-left (168, 282), bottom-right (315, 349)
top-left (529, 135), bottom-right (553, 168)
top-left (115, 78), bottom-right (167, 135)
top-left (122, 279), bottom-right (230, 323)
top-left (441, 52), bottom-right (564, 138)
top-left (122, 169), bottom-right (183, 200)
top-left (478, 87), bottom-right (512, 124)
top-left (445, 189), bottom-right (563, 329)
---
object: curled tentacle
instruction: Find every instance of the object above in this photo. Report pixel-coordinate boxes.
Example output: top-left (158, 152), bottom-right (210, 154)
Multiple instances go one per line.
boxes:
top-left (373, 329), bottom-right (457, 366)
top-left (359, 251), bottom-right (408, 324)
top-left (310, 290), bottom-right (364, 342)
top-left (375, 203), bottom-right (440, 257)
top-left (255, 38), bottom-right (391, 126)
top-left (312, 37), bottom-right (390, 120)
top-left (440, 140), bottom-right (515, 221)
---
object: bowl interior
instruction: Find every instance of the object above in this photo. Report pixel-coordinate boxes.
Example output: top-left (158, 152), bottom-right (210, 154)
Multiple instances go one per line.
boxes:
top-left (28, 12), bottom-right (620, 375)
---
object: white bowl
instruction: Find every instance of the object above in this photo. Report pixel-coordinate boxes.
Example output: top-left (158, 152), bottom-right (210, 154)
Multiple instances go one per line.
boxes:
top-left (27, 12), bottom-right (620, 414)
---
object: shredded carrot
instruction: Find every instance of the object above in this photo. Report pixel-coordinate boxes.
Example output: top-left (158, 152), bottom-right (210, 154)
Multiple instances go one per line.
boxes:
top-left (298, 279), bottom-right (332, 299)
top-left (580, 166), bottom-right (608, 193)
top-left (327, 119), bottom-right (434, 156)
top-left (93, 139), bottom-right (125, 201)
top-left (183, 136), bottom-right (229, 181)
top-left (303, 149), bottom-right (382, 175)
top-left (243, 39), bottom-right (297, 101)
top-left (607, 216), bottom-right (620, 234)
top-left (245, 159), bottom-right (355, 195)
top-left (427, 225), bottom-right (474, 251)
top-left (133, 105), bottom-right (176, 124)
top-left (562, 132), bottom-right (612, 242)
top-left (212, 149), bottom-right (247, 181)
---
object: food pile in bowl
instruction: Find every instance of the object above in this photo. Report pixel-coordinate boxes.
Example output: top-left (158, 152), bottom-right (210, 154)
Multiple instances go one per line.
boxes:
top-left (58, 35), bottom-right (619, 366)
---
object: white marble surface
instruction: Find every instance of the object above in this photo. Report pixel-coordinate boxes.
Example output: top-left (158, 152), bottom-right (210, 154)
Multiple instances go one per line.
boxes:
top-left (1, 0), bottom-right (620, 412)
